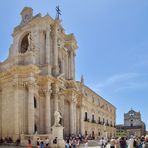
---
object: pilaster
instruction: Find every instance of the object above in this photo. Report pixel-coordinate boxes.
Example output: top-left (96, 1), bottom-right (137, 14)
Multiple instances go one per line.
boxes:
top-left (46, 27), bottom-right (51, 64)
top-left (70, 93), bottom-right (77, 134)
top-left (52, 21), bottom-right (60, 76)
top-left (52, 84), bottom-right (59, 112)
top-left (28, 83), bottom-right (35, 134)
top-left (80, 103), bottom-right (85, 135)
top-left (44, 89), bottom-right (52, 133)
top-left (70, 50), bottom-right (74, 79)
top-left (13, 80), bottom-right (20, 139)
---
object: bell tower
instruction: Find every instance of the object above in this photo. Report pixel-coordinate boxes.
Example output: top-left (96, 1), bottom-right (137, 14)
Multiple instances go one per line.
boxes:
top-left (8, 7), bottom-right (78, 79)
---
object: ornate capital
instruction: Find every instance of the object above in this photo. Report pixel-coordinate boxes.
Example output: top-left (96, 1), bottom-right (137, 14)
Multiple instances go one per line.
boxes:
top-left (52, 83), bottom-right (59, 93)
top-left (13, 81), bottom-right (27, 89)
top-left (27, 82), bottom-right (35, 90)
top-left (44, 89), bottom-right (52, 96)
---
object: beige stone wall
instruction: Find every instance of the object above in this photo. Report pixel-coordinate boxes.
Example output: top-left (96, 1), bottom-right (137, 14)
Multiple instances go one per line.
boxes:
top-left (63, 100), bottom-right (70, 136)
top-left (18, 87), bottom-right (28, 134)
top-left (81, 84), bottom-right (116, 138)
top-left (1, 83), bottom-right (15, 137)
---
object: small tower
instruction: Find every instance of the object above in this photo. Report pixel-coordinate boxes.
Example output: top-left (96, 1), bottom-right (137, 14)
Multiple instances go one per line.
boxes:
top-left (20, 7), bottom-right (33, 24)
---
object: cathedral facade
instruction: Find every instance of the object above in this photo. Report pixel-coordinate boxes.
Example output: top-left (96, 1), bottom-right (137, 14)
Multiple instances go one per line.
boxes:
top-left (0, 7), bottom-right (116, 140)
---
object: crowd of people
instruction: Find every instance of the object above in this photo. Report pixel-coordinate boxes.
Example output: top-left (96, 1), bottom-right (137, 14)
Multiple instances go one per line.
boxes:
top-left (109, 135), bottom-right (148, 148)
top-left (1, 134), bottom-right (148, 148)
top-left (0, 136), bottom-right (20, 145)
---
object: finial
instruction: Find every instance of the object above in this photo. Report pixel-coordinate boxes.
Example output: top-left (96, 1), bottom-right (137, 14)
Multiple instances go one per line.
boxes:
top-left (81, 75), bottom-right (84, 84)
top-left (55, 5), bottom-right (61, 20)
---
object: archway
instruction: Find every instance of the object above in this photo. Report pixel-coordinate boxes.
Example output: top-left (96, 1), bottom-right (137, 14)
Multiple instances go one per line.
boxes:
top-left (20, 33), bottom-right (29, 53)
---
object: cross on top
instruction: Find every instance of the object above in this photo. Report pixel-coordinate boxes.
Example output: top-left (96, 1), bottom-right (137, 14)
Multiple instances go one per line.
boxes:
top-left (56, 5), bottom-right (61, 19)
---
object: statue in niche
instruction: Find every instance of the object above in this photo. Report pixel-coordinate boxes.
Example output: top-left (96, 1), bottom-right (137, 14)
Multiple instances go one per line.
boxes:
top-left (54, 111), bottom-right (62, 127)
top-left (27, 33), bottom-right (35, 51)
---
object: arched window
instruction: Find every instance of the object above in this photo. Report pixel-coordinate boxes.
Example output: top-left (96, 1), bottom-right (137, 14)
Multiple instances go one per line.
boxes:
top-left (34, 97), bottom-right (37, 108)
top-left (84, 112), bottom-right (87, 121)
top-left (34, 124), bottom-right (37, 133)
top-left (20, 33), bottom-right (29, 53)
top-left (92, 114), bottom-right (95, 122)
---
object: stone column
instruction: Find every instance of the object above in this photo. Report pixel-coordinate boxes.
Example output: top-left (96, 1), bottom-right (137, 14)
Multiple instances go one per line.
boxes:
top-left (70, 95), bottom-right (77, 134)
top-left (69, 50), bottom-right (74, 79)
top-left (28, 84), bottom-right (35, 134)
top-left (65, 53), bottom-right (68, 79)
top-left (70, 101), bottom-right (74, 134)
top-left (45, 90), bottom-right (52, 133)
top-left (80, 104), bottom-right (85, 135)
top-left (73, 101), bottom-right (77, 133)
top-left (60, 59), bottom-right (64, 74)
top-left (52, 84), bottom-right (59, 112)
top-left (46, 28), bottom-right (51, 64)
top-left (53, 22), bottom-right (59, 76)
top-left (13, 83), bottom-right (19, 139)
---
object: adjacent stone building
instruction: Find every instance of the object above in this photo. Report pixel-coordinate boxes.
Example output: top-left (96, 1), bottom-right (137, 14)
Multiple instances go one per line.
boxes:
top-left (116, 109), bottom-right (146, 137)
top-left (0, 7), bottom-right (116, 141)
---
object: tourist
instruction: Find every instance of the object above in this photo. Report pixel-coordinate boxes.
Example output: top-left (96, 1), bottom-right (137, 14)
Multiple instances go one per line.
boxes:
top-left (65, 139), bottom-right (71, 148)
top-left (36, 138), bottom-right (40, 148)
top-left (99, 137), bottom-right (106, 148)
top-left (53, 137), bottom-right (57, 144)
top-left (28, 137), bottom-right (32, 148)
top-left (110, 137), bottom-right (116, 148)
top-left (120, 137), bottom-right (126, 148)
top-left (71, 138), bottom-right (77, 148)
top-left (40, 140), bottom-right (44, 148)
top-left (45, 137), bottom-right (49, 147)
top-left (144, 135), bottom-right (148, 148)
top-left (15, 138), bottom-right (20, 146)
top-left (128, 135), bottom-right (134, 148)
top-left (84, 136), bottom-right (88, 147)
top-left (115, 137), bottom-right (120, 148)
top-left (53, 137), bottom-right (58, 147)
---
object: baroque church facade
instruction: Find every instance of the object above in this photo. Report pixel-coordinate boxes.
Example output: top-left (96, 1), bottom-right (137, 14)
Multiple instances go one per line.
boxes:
top-left (116, 109), bottom-right (146, 137)
top-left (0, 7), bottom-right (116, 140)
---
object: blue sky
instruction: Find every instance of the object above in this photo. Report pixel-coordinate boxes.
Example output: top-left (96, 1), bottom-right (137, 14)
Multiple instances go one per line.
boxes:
top-left (0, 0), bottom-right (148, 130)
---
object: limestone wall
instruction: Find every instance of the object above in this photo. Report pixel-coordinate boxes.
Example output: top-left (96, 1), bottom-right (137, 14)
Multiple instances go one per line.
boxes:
top-left (1, 84), bottom-right (15, 137)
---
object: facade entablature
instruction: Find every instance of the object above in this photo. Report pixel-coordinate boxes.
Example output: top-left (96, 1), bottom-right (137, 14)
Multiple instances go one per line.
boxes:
top-left (0, 65), bottom-right (40, 82)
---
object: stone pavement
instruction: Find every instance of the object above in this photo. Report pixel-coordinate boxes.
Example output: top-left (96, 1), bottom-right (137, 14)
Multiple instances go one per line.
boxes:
top-left (80, 140), bottom-right (111, 148)
top-left (0, 141), bottom-right (111, 148)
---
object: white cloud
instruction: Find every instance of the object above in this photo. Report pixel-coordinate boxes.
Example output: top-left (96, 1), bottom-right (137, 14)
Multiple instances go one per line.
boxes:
top-left (89, 72), bottom-right (146, 94)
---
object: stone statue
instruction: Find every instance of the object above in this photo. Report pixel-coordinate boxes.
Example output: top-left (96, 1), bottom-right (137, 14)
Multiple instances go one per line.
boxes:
top-left (27, 33), bottom-right (31, 50)
top-left (103, 122), bottom-right (106, 132)
top-left (81, 75), bottom-right (84, 84)
top-left (27, 33), bottom-right (35, 51)
top-left (54, 111), bottom-right (62, 127)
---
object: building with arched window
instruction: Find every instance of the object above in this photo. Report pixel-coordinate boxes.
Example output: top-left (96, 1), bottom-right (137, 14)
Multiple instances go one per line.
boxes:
top-left (116, 109), bottom-right (146, 137)
top-left (0, 7), bottom-right (116, 141)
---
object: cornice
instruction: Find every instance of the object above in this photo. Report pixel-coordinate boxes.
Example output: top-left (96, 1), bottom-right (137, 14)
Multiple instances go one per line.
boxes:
top-left (0, 65), bottom-right (40, 81)
top-left (37, 75), bottom-right (54, 85)
top-left (13, 15), bottom-right (54, 36)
